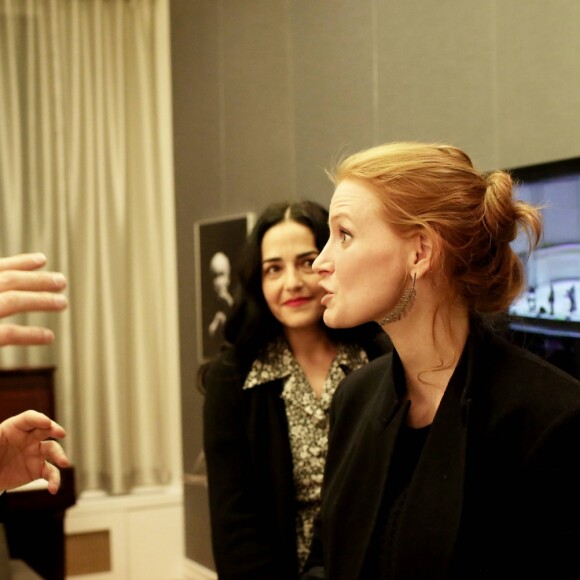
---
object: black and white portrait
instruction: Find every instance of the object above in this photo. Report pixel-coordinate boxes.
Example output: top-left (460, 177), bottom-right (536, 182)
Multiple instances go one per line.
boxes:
top-left (194, 213), bottom-right (254, 360)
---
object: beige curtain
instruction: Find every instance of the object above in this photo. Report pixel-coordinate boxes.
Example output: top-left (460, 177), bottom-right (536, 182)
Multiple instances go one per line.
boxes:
top-left (0, 0), bottom-right (182, 495)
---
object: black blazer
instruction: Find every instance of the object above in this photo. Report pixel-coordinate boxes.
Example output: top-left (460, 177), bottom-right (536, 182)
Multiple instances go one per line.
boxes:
top-left (203, 345), bottom-right (298, 579)
top-left (303, 325), bottom-right (580, 579)
top-left (203, 341), bottom-right (388, 579)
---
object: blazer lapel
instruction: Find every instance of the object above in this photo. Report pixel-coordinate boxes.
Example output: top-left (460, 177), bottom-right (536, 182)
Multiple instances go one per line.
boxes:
top-left (333, 360), bottom-right (410, 578)
top-left (390, 349), bottom-right (471, 580)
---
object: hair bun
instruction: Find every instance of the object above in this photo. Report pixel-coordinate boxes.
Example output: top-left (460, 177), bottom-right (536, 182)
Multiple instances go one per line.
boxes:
top-left (482, 171), bottom-right (519, 244)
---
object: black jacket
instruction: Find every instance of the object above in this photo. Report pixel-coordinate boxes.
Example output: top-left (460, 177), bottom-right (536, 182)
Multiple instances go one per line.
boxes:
top-left (203, 342), bottom-right (387, 579)
top-left (203, 346), bottom-right (297, 579)
top-left (303, 325), bottom-right (580, 579)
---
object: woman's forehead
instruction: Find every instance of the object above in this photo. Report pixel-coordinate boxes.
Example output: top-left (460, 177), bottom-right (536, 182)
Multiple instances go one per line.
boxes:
top-left (330, 179), bottom-right (382, 220)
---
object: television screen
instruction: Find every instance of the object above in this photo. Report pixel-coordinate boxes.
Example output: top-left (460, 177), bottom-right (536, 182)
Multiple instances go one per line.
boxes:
top-left (507, 157), bottom-right (580, 339)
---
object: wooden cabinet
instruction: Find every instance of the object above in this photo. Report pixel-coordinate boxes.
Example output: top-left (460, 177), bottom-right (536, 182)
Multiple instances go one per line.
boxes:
top-left (0, 366), bottom-right (56, 422)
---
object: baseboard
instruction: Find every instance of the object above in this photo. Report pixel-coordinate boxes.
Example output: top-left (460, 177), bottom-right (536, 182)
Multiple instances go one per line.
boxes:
top-left (183, 558), bottom-right (217, 580)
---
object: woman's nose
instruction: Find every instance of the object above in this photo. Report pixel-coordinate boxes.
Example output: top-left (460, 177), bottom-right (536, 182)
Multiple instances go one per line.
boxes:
top-left (284, 267), bottom-right (304, 289)
top-left (313, 247), bottom-right (332, 275)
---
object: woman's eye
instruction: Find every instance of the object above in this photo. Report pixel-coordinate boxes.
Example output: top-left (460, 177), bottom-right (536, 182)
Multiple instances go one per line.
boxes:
top-left (264, 265), bottom-right (281, 277)
top-left (300, 259), bottom-right (315, 272)
top-left (340, 229), bottom-right (352, 244)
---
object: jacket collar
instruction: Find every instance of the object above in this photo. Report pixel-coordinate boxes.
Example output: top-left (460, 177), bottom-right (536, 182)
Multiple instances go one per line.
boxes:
top-left (389, 344), bottom-right (471, 578)
top-left (353, 330), bottom-right (484, 579)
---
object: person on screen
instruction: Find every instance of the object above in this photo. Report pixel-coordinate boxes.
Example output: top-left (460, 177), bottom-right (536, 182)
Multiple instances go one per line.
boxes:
top-left (207, 251), bottom-right (234, 339)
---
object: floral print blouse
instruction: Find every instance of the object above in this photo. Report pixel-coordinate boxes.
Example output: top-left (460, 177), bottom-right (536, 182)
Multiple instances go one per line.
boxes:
top-left (243, 337), bottom-right (369, 569)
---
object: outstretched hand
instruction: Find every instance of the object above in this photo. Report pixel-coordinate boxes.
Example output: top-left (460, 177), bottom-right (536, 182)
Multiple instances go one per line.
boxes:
top-left (0, 410), bottom-right (69, 494)
top-left (0, 252), bottom-right (68, 346)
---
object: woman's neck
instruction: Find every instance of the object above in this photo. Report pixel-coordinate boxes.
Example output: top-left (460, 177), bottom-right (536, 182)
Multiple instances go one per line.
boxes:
top-left (284, 325), bottom-right (337, 399)
top-left (284, 324), bottom-right (331, 354)
top-left (388, 306), bottom-right (469, 427)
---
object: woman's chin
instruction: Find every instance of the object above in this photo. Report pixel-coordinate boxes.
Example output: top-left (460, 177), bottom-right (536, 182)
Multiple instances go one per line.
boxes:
top-left (323, 309), bottom-right (349, 329)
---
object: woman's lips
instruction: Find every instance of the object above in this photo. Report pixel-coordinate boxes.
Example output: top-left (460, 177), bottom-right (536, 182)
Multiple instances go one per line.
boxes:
top-left (320, 293), bottom-right (333, 307)
top-left (284, 297), bottom-right (311, 307)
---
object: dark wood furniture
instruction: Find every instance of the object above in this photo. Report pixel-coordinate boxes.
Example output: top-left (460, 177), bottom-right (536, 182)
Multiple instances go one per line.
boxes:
top-left (0, 366), bottom-right (56, 424)
top-left (0, 366), bottom-right (77, 580)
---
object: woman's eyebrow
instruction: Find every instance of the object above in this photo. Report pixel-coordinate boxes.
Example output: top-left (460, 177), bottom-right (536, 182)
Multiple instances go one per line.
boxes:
top-left (294, 251), bottom-right (320, 262)
top-left (329, 210), bottom-right (347, 225)
top-left (262, 250), bottom-right (318, 265)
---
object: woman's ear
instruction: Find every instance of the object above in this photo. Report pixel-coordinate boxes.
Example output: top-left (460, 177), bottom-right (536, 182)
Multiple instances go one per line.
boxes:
top-left (410, 232), bottom-right (435, 277)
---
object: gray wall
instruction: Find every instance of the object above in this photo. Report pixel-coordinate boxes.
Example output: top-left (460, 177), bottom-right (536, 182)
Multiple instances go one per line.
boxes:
top-left (170, 0), bottom-right (580, 568)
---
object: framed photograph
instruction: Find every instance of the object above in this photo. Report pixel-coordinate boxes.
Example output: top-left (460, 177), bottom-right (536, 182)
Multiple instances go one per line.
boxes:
top-left (194, 213), bottom-right (255, 361)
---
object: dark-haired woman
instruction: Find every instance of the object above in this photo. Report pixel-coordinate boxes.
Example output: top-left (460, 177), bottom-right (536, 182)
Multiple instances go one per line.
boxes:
top-left (200, 200), bottom-right (389, 579)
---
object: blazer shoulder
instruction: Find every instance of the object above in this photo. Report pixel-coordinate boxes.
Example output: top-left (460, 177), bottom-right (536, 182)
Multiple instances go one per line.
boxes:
top-left (475, 331), bottom-right (580, 426)
top-left (341, 352), bottom-right (392, 386)
top-left (488, 332), bottom-right (580, 390)
top-left (204, 346), bottom-right (246, 383)
top-left (334, 352), bottom-right (393, 409)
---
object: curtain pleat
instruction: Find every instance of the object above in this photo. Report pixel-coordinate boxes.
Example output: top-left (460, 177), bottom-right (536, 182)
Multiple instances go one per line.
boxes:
top-left (0, 0), bottom-right (181, 496)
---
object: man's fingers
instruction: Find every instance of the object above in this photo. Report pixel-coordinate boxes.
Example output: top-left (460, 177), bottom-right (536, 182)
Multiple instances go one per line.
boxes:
top-left (0, 253), bottom-right (47, 272)
top-left (3, 410), bottom-right (66, 437)
top-left (0, 270), bottom-right (67, 293)
top-left (42, 439), bottom-right (70, 468)
top-left (0, 325), bottom-right (56, 346)
top-left (42, 460), bottom-right (62, 495)
top-left (0, 290), bottom-right (68, 318)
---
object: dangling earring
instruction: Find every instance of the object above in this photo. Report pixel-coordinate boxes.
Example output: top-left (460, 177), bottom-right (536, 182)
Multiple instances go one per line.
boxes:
top-left (378, 273), bottom-right (417, 326)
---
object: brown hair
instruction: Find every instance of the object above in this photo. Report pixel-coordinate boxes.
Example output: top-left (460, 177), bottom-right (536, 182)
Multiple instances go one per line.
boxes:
top-left (332, 142), bottom-right (543, 314)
